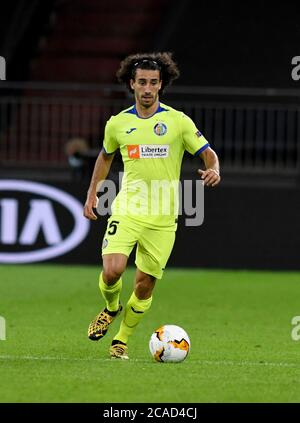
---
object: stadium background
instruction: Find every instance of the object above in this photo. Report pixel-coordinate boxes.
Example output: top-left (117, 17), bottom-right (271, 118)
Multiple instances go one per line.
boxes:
top-left (1, 0), bottom-right (300, 404)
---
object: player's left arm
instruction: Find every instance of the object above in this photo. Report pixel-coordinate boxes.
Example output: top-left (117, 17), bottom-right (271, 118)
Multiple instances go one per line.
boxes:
top-left (180, 113), bottom-right (221, 187)
top-left (198, 147), bottom-right (221, 187)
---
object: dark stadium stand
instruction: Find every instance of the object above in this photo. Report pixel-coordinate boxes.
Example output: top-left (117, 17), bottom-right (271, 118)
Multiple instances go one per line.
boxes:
top-left (29, 0), bottom-right (169, 83)
top-left (0, 0), bottom-right (56, 80)
top-left (2, 0), bottom-right (300, 88)
top-left (164, 1), bottom-right (300, 89)
top-left (1, 0), bottom-right (300, 178)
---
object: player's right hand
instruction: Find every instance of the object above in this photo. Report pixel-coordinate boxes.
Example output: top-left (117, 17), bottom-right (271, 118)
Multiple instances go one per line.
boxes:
top-left (83, 194), bottom-right (99, 220)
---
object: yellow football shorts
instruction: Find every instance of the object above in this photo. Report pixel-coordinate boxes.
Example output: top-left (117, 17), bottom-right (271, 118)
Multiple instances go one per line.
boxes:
top-left (101, 215), bottom-right (176, 279)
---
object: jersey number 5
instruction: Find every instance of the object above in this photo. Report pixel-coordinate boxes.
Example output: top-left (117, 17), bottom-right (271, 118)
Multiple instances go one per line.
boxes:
top-left (108, 220), bottom-right (119, 235)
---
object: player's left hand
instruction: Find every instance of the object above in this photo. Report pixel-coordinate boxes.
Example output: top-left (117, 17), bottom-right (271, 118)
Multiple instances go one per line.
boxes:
top-left (198, 168), bottom-right (221, 187)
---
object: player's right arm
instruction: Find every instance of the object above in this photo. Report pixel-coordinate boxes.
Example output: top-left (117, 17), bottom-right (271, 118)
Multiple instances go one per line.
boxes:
top-left (84, 118), bottom-right (118, 220)
top-left (83, 150), bottom-right (115, 220)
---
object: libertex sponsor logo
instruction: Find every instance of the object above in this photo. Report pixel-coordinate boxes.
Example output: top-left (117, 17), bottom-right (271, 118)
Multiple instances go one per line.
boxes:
top-left (127, 145), bottom-right (169, 159)
top-left (0, 180), bottom-right (90, 263)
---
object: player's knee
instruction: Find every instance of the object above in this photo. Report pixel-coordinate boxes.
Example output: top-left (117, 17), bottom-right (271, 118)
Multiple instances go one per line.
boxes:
top-left (103, 265), bottom-right (124, 284)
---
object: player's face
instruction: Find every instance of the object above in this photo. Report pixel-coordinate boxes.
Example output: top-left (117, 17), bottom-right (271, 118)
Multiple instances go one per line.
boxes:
top-left (130, 69), bottom-right (162, 108)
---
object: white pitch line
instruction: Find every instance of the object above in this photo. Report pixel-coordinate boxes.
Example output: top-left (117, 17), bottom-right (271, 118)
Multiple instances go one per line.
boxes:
top-left (198, 359), bottom-right (300, 368)
top-left (0, 355), bottom-right (299, 368)
top-left (0, 355), bottom-right (105, 362)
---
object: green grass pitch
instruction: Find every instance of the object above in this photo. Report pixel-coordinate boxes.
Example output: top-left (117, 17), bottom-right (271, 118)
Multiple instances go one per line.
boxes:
top-left (1, 264), bottom-right (300, 403)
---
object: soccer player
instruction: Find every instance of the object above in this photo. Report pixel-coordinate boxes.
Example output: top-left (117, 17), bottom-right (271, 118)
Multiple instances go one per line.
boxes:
top-left (83, 52), bottom-right (220, 359)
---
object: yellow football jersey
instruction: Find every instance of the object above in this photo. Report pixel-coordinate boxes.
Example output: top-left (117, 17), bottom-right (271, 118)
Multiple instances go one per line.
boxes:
top-left (103, 102), bottom-right (209, 229)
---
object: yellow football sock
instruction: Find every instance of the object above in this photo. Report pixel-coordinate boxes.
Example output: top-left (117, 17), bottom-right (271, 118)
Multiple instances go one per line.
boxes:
top-left (113, 291), bottom-right (152, 344)
top-left (99, 272), bottom-right (122, 313)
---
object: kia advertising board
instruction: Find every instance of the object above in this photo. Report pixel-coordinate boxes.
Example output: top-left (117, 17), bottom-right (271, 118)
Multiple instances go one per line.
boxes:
top-left (0, 180), bottom-right (91, 264)
top-left (1, 179), bottom-right (300, 269)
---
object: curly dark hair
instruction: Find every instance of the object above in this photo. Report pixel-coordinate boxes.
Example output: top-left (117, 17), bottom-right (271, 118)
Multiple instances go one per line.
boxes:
top-left (116, 52), bottom-right (180, 95)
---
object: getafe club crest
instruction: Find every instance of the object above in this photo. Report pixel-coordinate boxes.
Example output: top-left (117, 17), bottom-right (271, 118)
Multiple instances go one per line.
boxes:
top-left (154, 122), bottom-right (167, 136)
